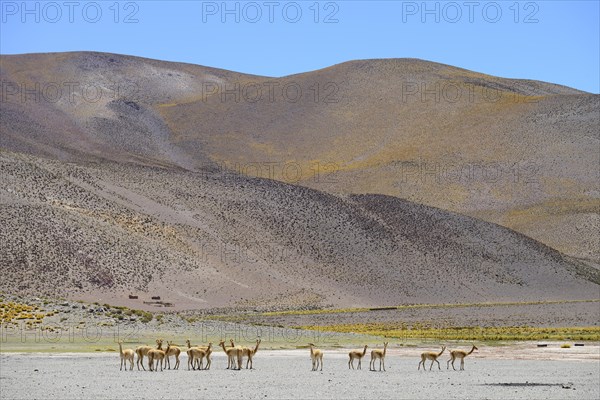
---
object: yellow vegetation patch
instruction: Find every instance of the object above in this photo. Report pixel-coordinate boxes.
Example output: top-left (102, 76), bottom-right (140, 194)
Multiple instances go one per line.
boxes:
top-left (298, 324), bottom-right (600, 342)
top-left (0, 301), bottom-right (37, 323)
top-left (259, 299), bottom-right (600, 317)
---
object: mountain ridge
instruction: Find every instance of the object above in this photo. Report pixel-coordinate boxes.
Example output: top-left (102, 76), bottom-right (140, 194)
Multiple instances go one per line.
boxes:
top-left (2, 51), bottom-right (592, 94)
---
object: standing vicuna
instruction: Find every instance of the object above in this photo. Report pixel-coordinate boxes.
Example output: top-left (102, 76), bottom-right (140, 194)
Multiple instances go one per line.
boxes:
top-left (308, 343), bottom-right (323, 371)
top-left (348, 345), bottom-right (368, 369)
top-left (418, 346), bottom-right (445, 371)
top-left (187, 342), bottom-right (212, 371)
top-left (164, 340), bottom-right (181, 369)
top-left (118, 341), bottom-right (135, 371)
top-left (231, 339), bottom-right (261, 369)
top-left (447, 345), bottom-right (478, 371)
top-left (135, 339), bottom-right (161, 371)
top-left (147, 340), bottom-right (166, 372)
top-left (203, 342), bottom-right (214, 370)
top-left (218, 340), bottom-right (242, 370)
top-left (186, 339), bottom-right (212, 370)
top-left (369, 342), bottom-right (388, 371)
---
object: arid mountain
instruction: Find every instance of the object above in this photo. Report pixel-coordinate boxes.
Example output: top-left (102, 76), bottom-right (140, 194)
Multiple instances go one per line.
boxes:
top-left (1, 52), bottom-right (598, 265)
top-left (0, 52), bottom-right (598, 309)
top-left (0, 151), bottom-right (598, 310)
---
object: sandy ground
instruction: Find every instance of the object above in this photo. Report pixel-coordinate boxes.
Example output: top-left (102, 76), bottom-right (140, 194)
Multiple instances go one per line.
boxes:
top-left (1, 350), bottom-right (598, 400)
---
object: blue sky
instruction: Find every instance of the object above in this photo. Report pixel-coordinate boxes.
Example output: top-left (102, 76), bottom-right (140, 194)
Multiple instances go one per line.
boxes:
top-left (1, 1), bottom-right (598, 93)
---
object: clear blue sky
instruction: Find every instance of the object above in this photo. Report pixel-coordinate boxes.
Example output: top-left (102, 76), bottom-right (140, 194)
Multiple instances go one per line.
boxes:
top-left (1, 1), bottom-right (598, 93)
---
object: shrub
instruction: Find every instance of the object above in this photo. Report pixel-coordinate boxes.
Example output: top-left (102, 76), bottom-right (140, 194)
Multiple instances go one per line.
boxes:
top-left (140, 312), bottom-right (153, 323)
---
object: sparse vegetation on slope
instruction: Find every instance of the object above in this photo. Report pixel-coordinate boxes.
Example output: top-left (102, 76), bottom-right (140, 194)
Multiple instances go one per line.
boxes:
top-left (0, 52), bottom-right (598, 314)
top-left (1, 151), bottom-right (598, 310)
top-left (0, 52), bottom-right (597, 264)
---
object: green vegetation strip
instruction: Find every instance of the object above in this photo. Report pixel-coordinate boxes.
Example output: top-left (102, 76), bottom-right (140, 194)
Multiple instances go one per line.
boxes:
top-left (259, 299), bottom-right (600, 317)
top-left (297, 324), bottom-right (600, 341)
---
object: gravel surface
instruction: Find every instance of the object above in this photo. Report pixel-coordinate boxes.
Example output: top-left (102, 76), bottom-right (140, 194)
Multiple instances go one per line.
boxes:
top-left (1, 351), bottom-right (598, 399)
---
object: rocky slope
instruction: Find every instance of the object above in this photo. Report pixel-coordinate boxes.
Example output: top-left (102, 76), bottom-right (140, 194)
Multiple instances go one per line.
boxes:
top-left (0, 151), bottom-right (597, 310)
top-left (1, 52), bottom-right (597, 264)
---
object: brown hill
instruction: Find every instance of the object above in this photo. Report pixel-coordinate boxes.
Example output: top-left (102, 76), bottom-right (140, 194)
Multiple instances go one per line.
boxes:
top-left (0, 151), bottom-right (597, 310)
top-left (1, 52), bottom-right (597, 266)
top-left (0, 52), bottom-right (598, 309)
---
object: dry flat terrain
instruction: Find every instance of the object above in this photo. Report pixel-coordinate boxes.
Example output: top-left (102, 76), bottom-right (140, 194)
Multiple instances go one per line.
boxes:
top-left (1, 351), bottom-right (599, 400)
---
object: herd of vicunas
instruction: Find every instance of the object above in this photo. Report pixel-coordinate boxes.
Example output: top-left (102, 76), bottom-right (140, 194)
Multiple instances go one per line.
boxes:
top-left (118, 339), bottom-right (478, 372)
